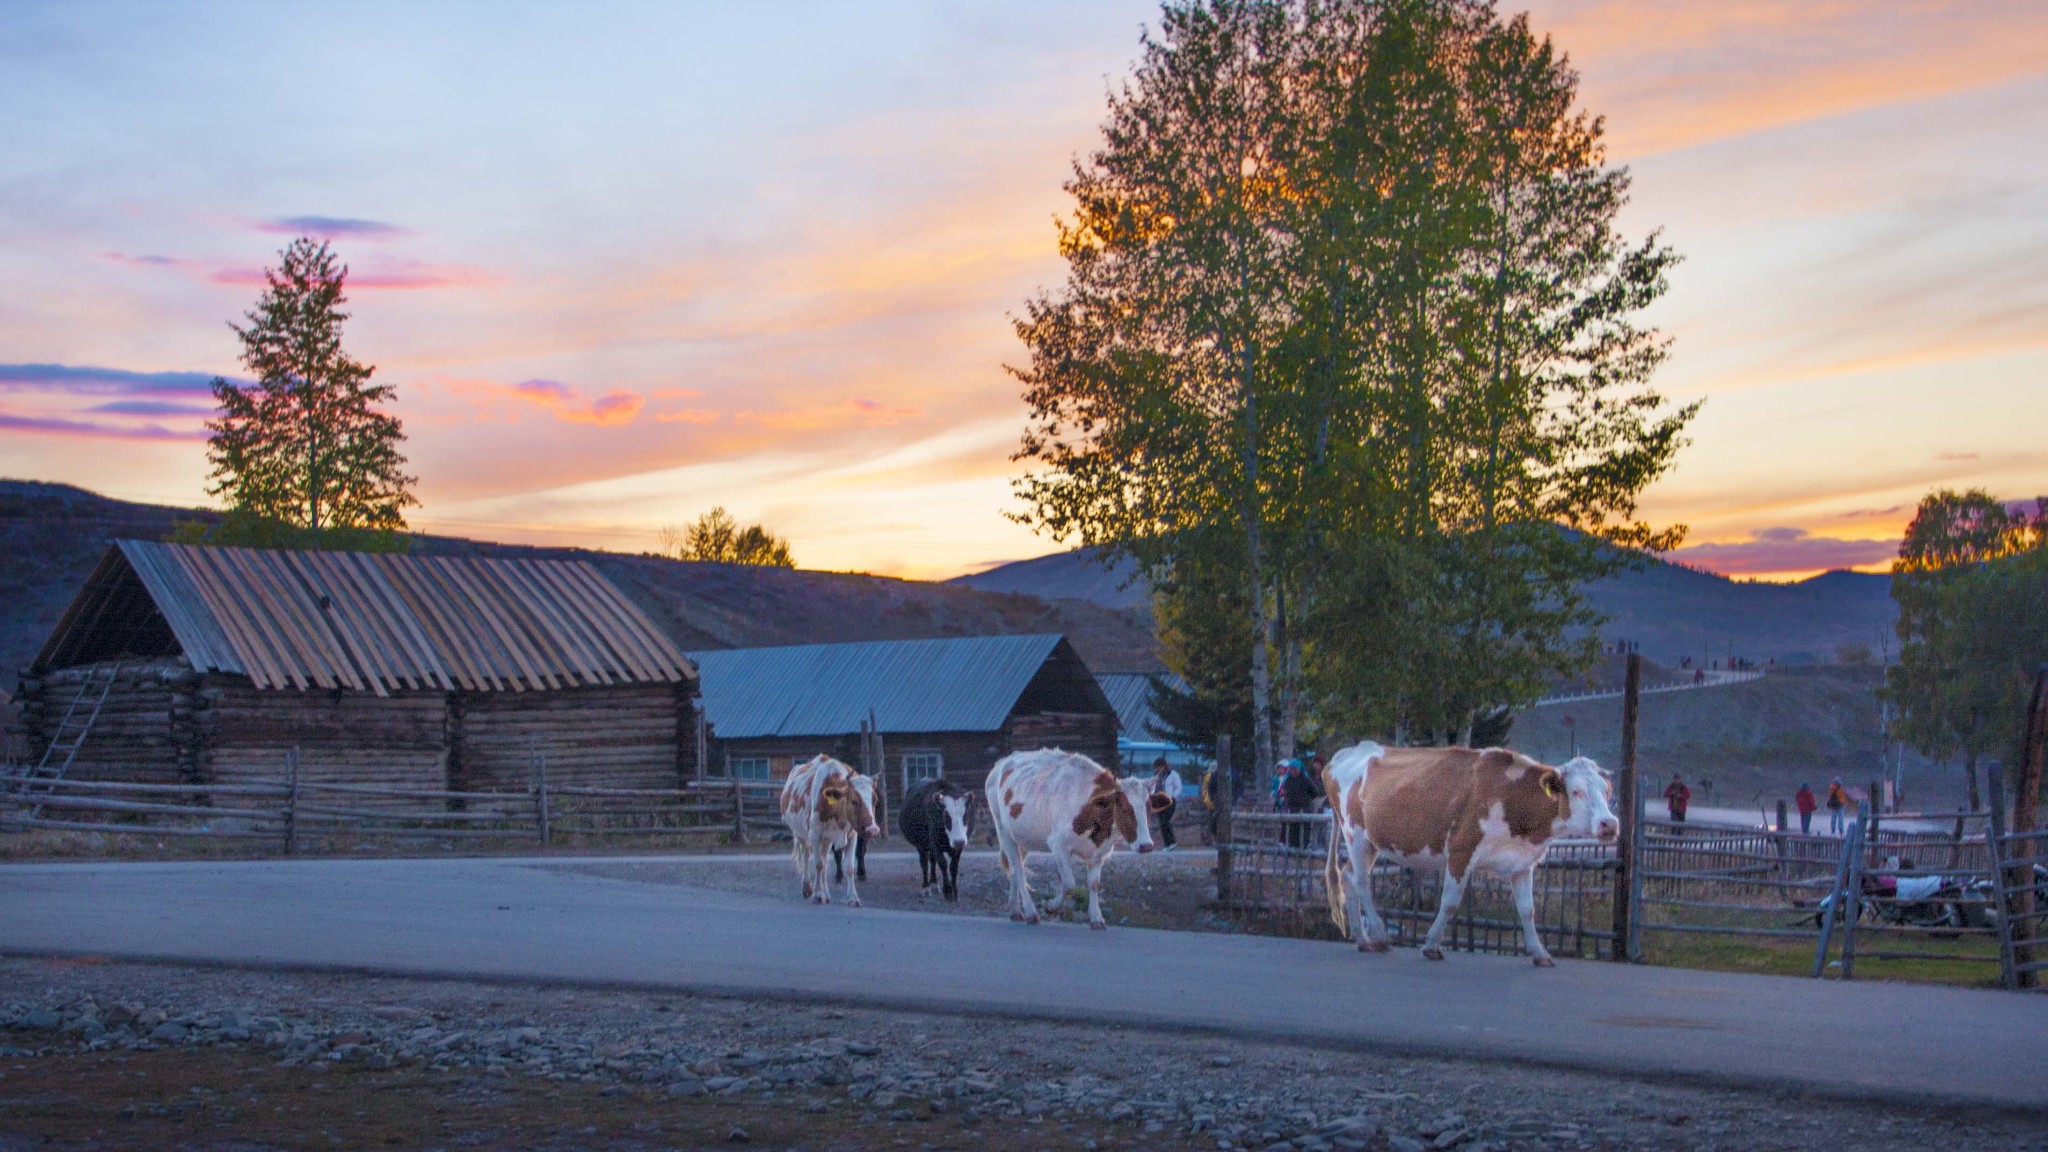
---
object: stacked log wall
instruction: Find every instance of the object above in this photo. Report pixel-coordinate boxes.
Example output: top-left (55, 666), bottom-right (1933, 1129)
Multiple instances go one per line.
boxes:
top-left (1005, 711), bottom-right (1120, 773)
top-left (14, 659), bottom-right (203, 785)
top-left (199, 676), bottom-right (447, 808)
top-left (460, 683), bottom-right (685, 792)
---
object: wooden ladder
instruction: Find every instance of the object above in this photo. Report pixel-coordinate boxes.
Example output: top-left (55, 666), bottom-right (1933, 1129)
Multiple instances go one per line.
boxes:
top-left (18, 661), bottom-right (122, 819)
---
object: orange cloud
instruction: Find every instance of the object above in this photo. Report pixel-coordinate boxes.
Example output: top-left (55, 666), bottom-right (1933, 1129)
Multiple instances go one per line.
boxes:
top-left (733, 397), bottom-right (924, 432)
top-left (445, 377), bottom-right (646, 427)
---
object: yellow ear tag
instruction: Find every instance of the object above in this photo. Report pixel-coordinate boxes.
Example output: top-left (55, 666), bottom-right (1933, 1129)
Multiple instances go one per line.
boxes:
top-left (1541, 774), bottom-right (1563, 798)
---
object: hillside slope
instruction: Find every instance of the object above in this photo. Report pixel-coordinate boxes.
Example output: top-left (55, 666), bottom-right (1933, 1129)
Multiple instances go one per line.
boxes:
top-left (1509, 666), bottom-right (1958, 810)
top-left (0, 481), bottom-right (1159, 692)
top-left (953, 547), bottom-right (1897, 666)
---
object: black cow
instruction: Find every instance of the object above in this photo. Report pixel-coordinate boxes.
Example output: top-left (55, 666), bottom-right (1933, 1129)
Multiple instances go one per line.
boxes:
top-left (901, 777), bottom-right (973, 901)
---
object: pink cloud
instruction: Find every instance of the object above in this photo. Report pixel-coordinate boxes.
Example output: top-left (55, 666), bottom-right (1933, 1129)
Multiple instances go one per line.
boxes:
top-left (101, 251), bottom-right (494, 291)
top-left (0, 410), bottom-right (207, 442)
top-left (1671, 527), bottom-right (1896, 576)
top-left (449, 377), bottom-right (646, 428)
top-left (653, 408), bottom-right (719, 425)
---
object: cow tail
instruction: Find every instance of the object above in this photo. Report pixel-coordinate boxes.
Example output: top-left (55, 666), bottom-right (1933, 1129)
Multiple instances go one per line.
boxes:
top-left (1324, 814), bottom-right (1348, 937)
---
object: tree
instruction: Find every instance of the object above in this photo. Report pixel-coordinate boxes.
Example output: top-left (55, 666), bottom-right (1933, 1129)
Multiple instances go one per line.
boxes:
top-left (1886, 489), bottom-right (2048, 809)
top-left (1013, 0), bottom-right (1692, 766)
top-left (205, 237), bottom-right (416, 545)
top-left (658, 508), bottom-right (796, 567)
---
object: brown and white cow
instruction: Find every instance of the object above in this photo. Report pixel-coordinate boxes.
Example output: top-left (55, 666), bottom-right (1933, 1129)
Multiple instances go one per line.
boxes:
top-left (779, 755), bottom-right (880, 906)
top-left (1321, 742), bottom-right (1618, 966)
top-left (985, 748), bottom-right (1167, 929)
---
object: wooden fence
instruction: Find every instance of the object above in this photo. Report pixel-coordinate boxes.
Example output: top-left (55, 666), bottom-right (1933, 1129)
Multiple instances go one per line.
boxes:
top-left (0, 762), bottom-right (786, 850)
top-left (1222, 810), bottom-right (1620, 961)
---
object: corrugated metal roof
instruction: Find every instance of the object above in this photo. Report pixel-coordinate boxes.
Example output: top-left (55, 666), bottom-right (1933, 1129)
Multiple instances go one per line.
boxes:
top-left (1097, 671), bottom-right (1188, 742)
top-left (38, 541), bottom-right (693, 695)
top-left (688, 634), bottom-right (1103, 739)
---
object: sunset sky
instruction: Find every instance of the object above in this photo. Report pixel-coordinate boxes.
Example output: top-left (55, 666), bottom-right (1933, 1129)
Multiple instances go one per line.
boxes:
top-left (2, 1), bottom-right (2043, 581)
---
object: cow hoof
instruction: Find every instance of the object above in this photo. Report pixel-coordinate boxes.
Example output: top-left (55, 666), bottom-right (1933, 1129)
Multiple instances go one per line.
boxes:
top-left (1422, 948), bottom-right (1445, 961)
top-left (1359, 940), bottom-right (1389, 954)
top-left (1090, 921), bottom-right (1108, 931)
top-left (1532, 955), bottom-right (1555, 968)
top-left (1010, 912), bottom-right (1027, 922)
top-left (848, 899), bottom-right (862, 908)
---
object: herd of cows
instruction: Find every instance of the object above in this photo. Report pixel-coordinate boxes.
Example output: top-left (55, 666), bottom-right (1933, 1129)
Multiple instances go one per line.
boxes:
top-left (780, 743), bottom-right (1619, 966)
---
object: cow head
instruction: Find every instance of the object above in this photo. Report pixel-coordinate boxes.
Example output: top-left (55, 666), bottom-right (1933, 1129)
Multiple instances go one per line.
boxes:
top-left (820, 775), bottom-right (880, 838)
top-left (936, 789), bottom-right (970, 849)
top-left (850, 773), bottom-right (883, 838)
top-left (1551, 756), bottom-right (1619, 842)
top-left (1117, 775), bottom-right (1159, 853)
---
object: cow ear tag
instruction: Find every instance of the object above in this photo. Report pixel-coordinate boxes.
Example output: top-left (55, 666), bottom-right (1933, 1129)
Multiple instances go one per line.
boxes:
top-left (1541, 772), bottom-right (1563, 798)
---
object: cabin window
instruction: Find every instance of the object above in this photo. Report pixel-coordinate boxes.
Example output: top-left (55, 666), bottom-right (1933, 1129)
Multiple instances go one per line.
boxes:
top-left (727, 756), bottom-right (771, 783)
top-left (902, 751), bottom-right (943, 786)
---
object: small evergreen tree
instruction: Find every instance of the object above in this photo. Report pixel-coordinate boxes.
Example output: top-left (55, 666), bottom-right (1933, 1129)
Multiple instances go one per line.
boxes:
top-left (204, 237), bottom-right (416, 545)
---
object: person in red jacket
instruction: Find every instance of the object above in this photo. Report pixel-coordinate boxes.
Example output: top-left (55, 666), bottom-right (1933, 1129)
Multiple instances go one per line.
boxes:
top-left (1664, 774), bottom-right (1692, 823)
top-left (1795, 782), bottom-right (1818, 835)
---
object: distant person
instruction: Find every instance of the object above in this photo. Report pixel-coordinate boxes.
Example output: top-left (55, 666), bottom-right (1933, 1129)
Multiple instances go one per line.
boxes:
top-left (1150, 756), bottom-right (1182, 851)
top-left (1200, 762), bottom-right (1225, 845)
top-left (1795, 782), bottom-right (1818, 835)
top-left (1280, 759), bottom-right (1320, 849)
top-left (1664, 774), bottom-right (1692, 824)
top-left (1694, 667), bottom-right (1705, 685)
top-left (1826, 778), bottom-right (1848, 835)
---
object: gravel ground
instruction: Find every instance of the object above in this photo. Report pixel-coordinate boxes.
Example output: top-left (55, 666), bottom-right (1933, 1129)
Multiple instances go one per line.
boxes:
top-left (1, 955), bottom-right (2042, 1152)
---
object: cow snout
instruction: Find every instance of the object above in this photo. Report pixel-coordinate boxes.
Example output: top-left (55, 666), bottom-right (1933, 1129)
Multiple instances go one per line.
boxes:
top-left (865, 823), bottom-right (881, 838)
top-left (1595, 817), bottom-right (1620, 842)
top-left (948, 833), bottom-right (967, 849)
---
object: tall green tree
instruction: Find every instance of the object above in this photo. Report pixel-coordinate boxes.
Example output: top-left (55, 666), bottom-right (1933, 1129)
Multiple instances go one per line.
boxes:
top-left (1014, 0), bottom-right (1693, 766)
top-left (1886, 489), bottom-right (2048, 809)
top-left (205, 237), bottom-right (416, 542)
top-left (658, 508), bottom-right (796, 568)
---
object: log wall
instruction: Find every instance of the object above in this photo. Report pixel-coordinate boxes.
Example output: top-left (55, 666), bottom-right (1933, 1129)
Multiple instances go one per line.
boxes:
top-left (14, 659), bottom-right (203, 785)
top-left (201, 676), bottom-right (447, 807)
top-left (458, 683), bottom-right (688, 792)
top-left (1005, 711), bottom-right (1120, 772)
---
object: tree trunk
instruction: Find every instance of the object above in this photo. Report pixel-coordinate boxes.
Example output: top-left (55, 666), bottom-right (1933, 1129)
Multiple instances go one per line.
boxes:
top-left (1241, 352), bottom-right (1276, 800)
top-left (1966, 750), bottom-right (1982, 813)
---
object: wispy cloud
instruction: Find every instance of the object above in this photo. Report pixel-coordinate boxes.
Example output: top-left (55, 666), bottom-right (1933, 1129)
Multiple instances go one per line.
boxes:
top-left (0, 363), bottom-right (226, 397)
top-left (250, 215), bottom-right (415, 240)
top-left (101, 251), bottom-right (495, 292)
top-left (0, 411), bottom-right (207, 441)
top-left (87, 400), bottom-right (217, 417)
top-left (451, 377), bottom-right (647, 427)
top-left (1670, 526), bottom-right (1896, 576)
top-left (734, 397), bottom-right (923, 431)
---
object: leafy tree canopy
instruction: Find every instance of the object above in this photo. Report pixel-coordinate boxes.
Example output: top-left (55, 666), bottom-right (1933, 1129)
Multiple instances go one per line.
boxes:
top-left (658, 508), bottom-right (796, 568)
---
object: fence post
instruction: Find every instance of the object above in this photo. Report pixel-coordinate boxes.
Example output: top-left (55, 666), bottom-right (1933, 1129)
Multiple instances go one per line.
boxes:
top-left (1812, 810), bottom-right (1863, 978)
top-left (732, 775), bottom-right (749, 846)
top-left (1612, 653), bottom-right (1642, 962)
top-left (1214, 734), bottom-right (1234, 906)
top-left (1987, 770), bottom-right (2019, 991)
top-left (281, 745), bottom-right (300, 856)
top-left (1840, 803), bottom-right (1874, 979)
top-left (1776, 799), bottom-right (1788, 833)
top-left (535, 752), bottom-right (551, 846)
top-left (2009, 666), bottom-right (2047, 989)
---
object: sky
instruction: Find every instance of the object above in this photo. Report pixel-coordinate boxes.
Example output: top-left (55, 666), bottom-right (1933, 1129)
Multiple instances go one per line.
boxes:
top-left (2, 1), bottom-right (2044, 582)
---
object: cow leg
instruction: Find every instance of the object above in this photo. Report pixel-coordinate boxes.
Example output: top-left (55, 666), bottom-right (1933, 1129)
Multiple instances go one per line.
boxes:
top-left (999, 832), bottom-right (1036, 922)
top-left (855, 833), bottom-right (868, 882)
top-left (811, 838), bottom-right (832, 905)
top-left (1045, 848), bottom-right (1080, 915)
top-left (842, 839), bottom-right (863, 907)
top-left (1421, 871), bottom-right (1466, 960)
top-left (831, 845), bottom-right (845, 885)
top-left (1347, 839), bottom-right (1390, 952)
top-left (1083, 853), bottom-right (1109, 929)
top-left (944, 845), bottom-right (962, 902)
top-left (1512, 868), bottom-right (1553, 966)
top-left (794, 840), bottom-right (813, 900)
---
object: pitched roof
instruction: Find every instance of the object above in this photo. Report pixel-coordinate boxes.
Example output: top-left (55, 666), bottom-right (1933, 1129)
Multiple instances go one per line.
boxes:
top-left (35, 541), bottom-right (693, 695)
top-left (1096, 671), bottom-right (1189, 743)
top-left (687, 633), bottom-right (1111, 739)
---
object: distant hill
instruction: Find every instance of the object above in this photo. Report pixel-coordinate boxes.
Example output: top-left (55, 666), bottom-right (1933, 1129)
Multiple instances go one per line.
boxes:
top-left (0, 480), bottom-right (1160, 693)
top-left (953, 546), bottom-right (1897, 668)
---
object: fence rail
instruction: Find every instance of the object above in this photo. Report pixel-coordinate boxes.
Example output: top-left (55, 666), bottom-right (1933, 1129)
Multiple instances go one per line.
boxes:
top-left (0, 762), bottom-right (788, 848)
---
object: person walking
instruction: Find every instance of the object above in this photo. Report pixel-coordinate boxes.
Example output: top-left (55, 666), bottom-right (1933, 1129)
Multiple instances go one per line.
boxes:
top-left (1150, 756), bottom-right (1182, 851)
top-left (1200, 761), bottom-right (1225, 846)
top-left (1825, 779), bottom-right (1848, 835)
top-left (1795, 782), bottom-right (1818, 835)
top-left (1664, 773), bottom-right (1692, 824)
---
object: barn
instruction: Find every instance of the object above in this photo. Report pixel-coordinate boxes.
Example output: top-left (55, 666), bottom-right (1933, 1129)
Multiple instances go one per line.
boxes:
top-left (13, 541), bottom-right (697, 803)
top-left (688, 633), bottom-right (1119, 801)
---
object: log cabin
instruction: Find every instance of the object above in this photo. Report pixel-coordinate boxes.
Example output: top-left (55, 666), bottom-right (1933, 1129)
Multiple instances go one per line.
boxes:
top-left (14, 541), bottom-right (698, 804)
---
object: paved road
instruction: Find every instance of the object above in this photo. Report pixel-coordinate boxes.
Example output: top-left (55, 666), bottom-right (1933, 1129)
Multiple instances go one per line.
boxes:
top-left (4, 855), bottom-right (2043, 1111)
